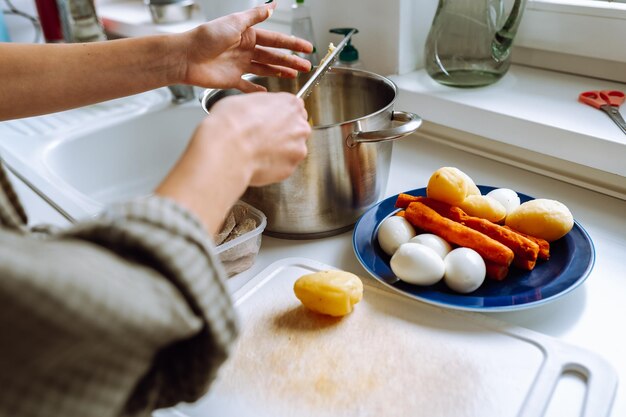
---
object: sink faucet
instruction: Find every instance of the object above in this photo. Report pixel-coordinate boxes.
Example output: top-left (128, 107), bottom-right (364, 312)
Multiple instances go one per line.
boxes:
top-left (167, 84), bottom-right (196, 104)
top-left (54, 0), bottom-right (195, 104)
top-left (56, 0), bottom-right (107, 43)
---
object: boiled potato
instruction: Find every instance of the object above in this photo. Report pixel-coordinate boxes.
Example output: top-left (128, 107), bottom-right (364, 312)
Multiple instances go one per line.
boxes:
top-left (427, 167), bottom-right (478, 205)
top-left (459, 195), bottom-right (507, 223)
top-left (459, 170), bottom-right (481, 196)
top-left (505, 199), bottom-right (574, 242)
top-left (294, 270), bottom-right (363, 317)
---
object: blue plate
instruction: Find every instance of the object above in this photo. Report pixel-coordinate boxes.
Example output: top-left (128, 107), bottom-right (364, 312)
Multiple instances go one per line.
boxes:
top-left (352, 186), bottom-right (595, 312)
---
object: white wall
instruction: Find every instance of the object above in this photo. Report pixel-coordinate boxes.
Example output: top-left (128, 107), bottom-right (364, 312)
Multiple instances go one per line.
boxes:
top-left (306, 0), bottom-right (401, 75)
top-left (398, 0), bottom-right (437, 74)
top-left (302, 0), bottom-right (438, 76)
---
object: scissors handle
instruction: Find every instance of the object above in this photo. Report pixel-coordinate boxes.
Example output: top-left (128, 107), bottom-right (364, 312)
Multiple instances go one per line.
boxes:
top-left (579, 91), bottom-right (606, 109)
top-left (578, 90), bottom-right (625, 109)
top-left (601, 90), bottom-right (625, 107)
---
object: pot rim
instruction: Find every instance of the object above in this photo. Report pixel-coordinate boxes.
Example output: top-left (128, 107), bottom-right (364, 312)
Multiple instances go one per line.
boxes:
top-left (201, 68), bottom-right (399, 130)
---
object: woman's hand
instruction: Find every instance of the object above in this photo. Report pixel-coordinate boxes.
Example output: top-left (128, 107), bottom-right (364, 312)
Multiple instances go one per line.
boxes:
top-left (177, 2), bottom-right (314, 92)
top-left (209, 92), bottom-right (311, 186)
top-left (155, 92), bottom-right (311, 233)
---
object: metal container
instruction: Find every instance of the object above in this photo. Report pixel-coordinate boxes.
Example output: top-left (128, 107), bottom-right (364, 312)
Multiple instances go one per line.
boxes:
top-left (145, 0), bottom-right (194, 24)
top-left (201, 68), bottom-right (422, 239)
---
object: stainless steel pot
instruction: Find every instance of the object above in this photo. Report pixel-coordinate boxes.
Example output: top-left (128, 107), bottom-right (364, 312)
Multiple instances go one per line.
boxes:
top-left (201, 68), bottom-right (422, 239)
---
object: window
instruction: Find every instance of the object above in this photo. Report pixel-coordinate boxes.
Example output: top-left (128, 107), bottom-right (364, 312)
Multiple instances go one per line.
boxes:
top-left (397, 0), bottom-right (626, 81)
top-left (513, 0), bottom-right (626, 81)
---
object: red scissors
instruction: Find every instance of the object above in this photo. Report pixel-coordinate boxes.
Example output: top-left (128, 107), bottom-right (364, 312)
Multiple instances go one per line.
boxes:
top-left (578, 90), bottom-right (626, 135)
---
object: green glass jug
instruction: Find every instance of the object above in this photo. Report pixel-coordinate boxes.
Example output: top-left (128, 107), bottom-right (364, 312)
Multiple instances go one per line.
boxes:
top-left (424, 0), bottom-right (527, 88)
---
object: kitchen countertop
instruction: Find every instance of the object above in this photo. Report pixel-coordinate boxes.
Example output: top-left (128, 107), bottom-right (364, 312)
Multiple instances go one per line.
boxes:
top-left (10, 128), bottom-right (626, 414)
top-left (221, 133), bottom-right (626, 416)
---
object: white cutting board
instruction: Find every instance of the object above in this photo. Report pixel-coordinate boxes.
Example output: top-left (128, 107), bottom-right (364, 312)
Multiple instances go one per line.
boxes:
top-left (173, 258), bottom-right (617, 417)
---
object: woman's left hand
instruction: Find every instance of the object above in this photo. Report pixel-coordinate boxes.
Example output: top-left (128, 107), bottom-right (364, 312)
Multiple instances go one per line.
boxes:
top-left (177, 1), bottom-right (313, 93)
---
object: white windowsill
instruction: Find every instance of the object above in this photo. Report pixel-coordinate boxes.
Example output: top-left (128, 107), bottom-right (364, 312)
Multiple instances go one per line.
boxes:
top-left (391, 66), bottom-right (626, 181)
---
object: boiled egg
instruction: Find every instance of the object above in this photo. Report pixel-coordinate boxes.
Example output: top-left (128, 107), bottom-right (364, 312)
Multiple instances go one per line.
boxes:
top-left (443, 248), bottom-right (486, 293)
top-left (377, 216), bottom-right (416, 256)
top-left (409, 233), bottom-right (452, 259)
top-left (486, 188), bottom-right (521, 215)
top-left (390, 243), bottom-right (445, 286)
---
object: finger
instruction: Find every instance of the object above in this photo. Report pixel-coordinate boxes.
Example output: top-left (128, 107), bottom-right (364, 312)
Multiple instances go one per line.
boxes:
top-left (234, 2), bottom-right (277, 30)
top-left (289, 96), bottom-right (308, 120)
top-left (285, 95), bottom-right (308, 121)
top-left (235, 78), bottom-right (267, 94)
top-left (248, 62), bottom-right (299, 79)
top-left (253, 46), bottom-right (312, 72)
top-left (255, 29), bottom-right (314, 54)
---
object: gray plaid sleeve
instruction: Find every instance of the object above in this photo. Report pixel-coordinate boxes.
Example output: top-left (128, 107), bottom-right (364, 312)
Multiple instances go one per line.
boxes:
top-left (0, 162), bottom-right (28, 228)
top-left (0, 195), bottom-right (239, 417)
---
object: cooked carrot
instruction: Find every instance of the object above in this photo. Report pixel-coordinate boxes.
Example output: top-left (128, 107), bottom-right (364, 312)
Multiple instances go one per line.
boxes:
top-left (400, 195), bottom-right (540, 270)
top-left (404, 202), bottom-right (514, 267)
top-left (485, 262), bottom-right (509, 281)
top-left (514, 258), bottom-right (536, 270)
top-left (504, 226), bottom-right (550, 260)
top-left (397, 194), bottom-right (461, 220)
top-left (396, 193), bottom-right (423, 209)
top-left (459, 216), bottom-right (539, 270)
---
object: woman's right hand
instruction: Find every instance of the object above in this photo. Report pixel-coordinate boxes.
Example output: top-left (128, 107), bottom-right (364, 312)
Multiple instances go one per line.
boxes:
top-left (209, 92), bottom-right (311, 186)
top-left (155, 92), bottom-right (310, 234)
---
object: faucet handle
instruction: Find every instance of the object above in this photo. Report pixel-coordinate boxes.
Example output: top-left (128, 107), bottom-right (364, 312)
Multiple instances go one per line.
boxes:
top-left (167, 84), bottom-right (196, 104)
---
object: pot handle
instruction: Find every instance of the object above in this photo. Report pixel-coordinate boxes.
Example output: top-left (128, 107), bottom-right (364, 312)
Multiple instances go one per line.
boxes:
top-left (200, 88), bottom-right (218, 114)
top-left (201, 73), bottom-right (257, 114)
top-left (346, 111), bottom-right (422, 148)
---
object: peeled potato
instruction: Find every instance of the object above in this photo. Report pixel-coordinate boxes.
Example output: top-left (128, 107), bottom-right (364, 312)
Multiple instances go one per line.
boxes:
top-left (459, 170), bottom-right (481, 196)
top-left (427, 167), bottom-right (477, 205)
top-left (459, 195), bottom-right (507, 223)
top-left (294, 270), bottom-right (363, 317)
top-left (505, 199), bottom-right (574, 242)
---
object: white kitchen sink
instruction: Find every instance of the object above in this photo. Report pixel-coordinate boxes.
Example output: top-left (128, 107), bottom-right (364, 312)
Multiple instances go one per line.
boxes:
top-left (0, 88), bottom-right (207, 221)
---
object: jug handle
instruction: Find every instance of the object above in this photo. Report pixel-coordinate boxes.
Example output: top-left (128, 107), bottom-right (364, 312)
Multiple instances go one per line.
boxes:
top-left (492, 0), bottom-right (528, 62)
top-left (346, 111), bottom-right (422, 148)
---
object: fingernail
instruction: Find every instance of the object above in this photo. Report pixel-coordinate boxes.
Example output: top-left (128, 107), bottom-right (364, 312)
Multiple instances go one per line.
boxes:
top-left (265, 0), bottom-right (273, 3)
